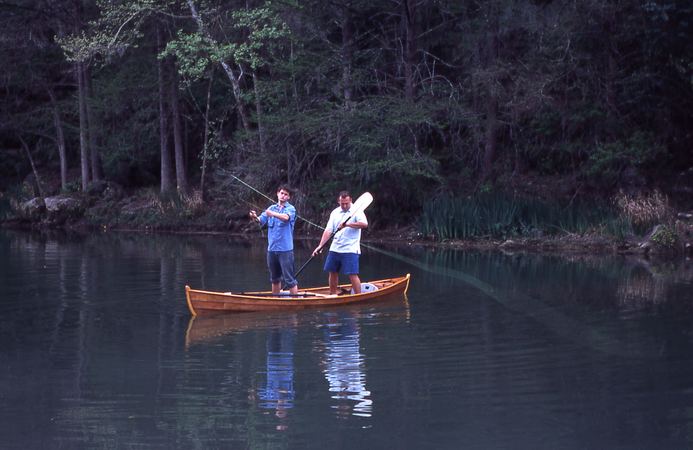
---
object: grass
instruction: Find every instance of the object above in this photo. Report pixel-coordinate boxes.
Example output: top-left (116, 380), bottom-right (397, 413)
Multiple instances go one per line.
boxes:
top-left (418, 192), bottom-right (635, 240)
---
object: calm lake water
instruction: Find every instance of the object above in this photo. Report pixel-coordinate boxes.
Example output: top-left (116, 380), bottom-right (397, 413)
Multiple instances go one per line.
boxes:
top-left (1, 229), bottom-right (692, 449)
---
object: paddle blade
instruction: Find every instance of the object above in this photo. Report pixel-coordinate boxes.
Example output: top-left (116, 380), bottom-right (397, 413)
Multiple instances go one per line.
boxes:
top-left (352, 192), bottom-right (373, 214)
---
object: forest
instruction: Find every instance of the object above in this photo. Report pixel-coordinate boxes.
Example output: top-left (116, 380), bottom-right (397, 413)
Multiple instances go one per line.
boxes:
top-left (0, 0), bottom-right (691, 247)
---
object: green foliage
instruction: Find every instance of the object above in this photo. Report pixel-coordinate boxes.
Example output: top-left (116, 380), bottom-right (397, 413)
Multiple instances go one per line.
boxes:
top-left (650, 225), bottom-right (678, 248)
top-left (602, 217), bottom-right (634, 241)
top-left (419, 193), bottom-right (520, 240)
top-left (92, 51), bottom-right (160, 184)
top-left (229, 5), bottom-right (291, 70)
top-left (585, 132), bottom-right (665, 184)
top-left (162, 3), bottom-right (291, 82)
top-left (84, 188), bottom-right (206, 228)
top-left (163, 32), bottom-right (218, 82)
top-left (57, 0), bottom-right (158, 62)
top-left (64, 180), bottom-right (82, 194)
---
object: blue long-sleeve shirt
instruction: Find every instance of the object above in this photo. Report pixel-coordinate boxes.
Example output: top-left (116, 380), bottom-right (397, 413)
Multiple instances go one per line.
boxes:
top-left (258, 203), bottom-right (296, 251)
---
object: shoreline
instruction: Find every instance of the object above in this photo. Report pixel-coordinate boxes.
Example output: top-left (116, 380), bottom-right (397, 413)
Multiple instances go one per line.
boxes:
top-left (3, 219), bottom-right (688, 261)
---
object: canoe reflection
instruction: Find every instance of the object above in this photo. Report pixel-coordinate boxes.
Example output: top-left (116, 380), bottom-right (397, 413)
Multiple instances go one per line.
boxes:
top-left (185, 295), bottom-right (409, 347)
top-left (185, 312), bottom-right (300, 348)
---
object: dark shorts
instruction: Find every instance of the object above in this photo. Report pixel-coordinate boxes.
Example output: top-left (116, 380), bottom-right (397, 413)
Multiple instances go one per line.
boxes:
top-left (267, 250), bottom-right (297, 288)
top-left (323, 251), bottom-right (359, 275)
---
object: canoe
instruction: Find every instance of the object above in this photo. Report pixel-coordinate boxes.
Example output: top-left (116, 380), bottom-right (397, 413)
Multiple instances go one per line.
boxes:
top-left (185, 274), bottom-right (410, 316)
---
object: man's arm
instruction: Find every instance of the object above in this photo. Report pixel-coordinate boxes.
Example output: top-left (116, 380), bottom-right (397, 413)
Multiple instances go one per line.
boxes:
top-left (312, 212), bottom-right (336, 256)
top-left (344, 212), bottom-right (368, 229)
top-left (266, 209), bottom-right (290, 221)
top-left (265, 204), bottom-right (294, 222)
top-left (313, 228), bottom-right (332, 255)
top-left (344, 220), bottom-right (368, 229)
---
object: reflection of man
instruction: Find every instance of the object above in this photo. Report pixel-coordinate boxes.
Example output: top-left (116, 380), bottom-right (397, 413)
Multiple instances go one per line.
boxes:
top-left (258, 329), bottom-right (295, 428)
top-left (321, 312), bottom-right (372, 418)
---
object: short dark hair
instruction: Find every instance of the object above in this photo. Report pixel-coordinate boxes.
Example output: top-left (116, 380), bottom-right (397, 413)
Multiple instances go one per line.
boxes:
top-left (338, 190), bottom-right (351, 199)
top-left (277, 185), bottom-right (292, 196)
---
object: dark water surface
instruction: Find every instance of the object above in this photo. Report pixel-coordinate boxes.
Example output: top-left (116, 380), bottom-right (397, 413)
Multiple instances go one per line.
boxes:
top-left (1, 229), bottom-right (692, 449)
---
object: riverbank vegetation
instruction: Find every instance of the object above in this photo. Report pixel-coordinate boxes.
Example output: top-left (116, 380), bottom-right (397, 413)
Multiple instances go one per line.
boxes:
top-left (1, 1), bottom-right (691, 254)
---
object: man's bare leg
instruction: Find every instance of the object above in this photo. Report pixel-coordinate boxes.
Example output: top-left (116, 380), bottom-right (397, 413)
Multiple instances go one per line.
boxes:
top-left (349, 274), bottom-right (361, 294)
top-left (328, 272), bottom-right (339, 295)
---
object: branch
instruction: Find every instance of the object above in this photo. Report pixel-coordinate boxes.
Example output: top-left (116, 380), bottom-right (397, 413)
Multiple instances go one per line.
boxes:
top-left (109, 10), bottom-right (143, 48)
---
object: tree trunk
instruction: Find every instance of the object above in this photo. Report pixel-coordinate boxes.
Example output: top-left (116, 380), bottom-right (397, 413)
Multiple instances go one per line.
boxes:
top-left (186, 0), bottom-right (252, 132)
top-left (84, 66), bottom-right (103, 181)
top-left (170, 66), bottom-right (188, 195)
top-left (47, 87), bottom-right (68, 191)
top-left (482, 96), bottom-right (498, 180)
top-left (76, 61), bottom-right (91, 191)
top-left (18, 135), bottom-right (44, 198)
top-left (480, 25), bottom-right (499, 181)
top-left (253, 73), bottom-right (267, 154)
top-left (158, 28), bottom-right (174, 195)
top-left (200, 72), bottom-right (213, 202)
top-left (604, 6), bottom-right (618, 122)
top-left (402, 0), bottom-right (417, 100)
top-left (340, 7), bottom-right (354, 106)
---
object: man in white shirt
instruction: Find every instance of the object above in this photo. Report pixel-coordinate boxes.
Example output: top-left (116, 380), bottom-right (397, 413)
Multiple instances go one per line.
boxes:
top-left (312, 191), bottom-right (368, 294)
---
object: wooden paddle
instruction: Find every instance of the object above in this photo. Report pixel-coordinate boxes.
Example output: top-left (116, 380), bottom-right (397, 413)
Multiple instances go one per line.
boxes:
top-left (284, 192), bottom-right (373, 289)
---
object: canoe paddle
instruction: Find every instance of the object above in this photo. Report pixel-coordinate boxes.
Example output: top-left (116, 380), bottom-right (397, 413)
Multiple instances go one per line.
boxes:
top-left (284, 192), bottom-right (373, 289)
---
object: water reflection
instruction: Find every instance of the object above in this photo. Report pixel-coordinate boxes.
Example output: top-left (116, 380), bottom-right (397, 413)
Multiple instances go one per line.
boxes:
top-left (3, 229), bottom-right (693, 449)
top-left (257, 328), bottom-right (296, 429)
top-left (376, 245), bottom-right (693, 359)
top-left (320, 311), bottom-right (371, 418)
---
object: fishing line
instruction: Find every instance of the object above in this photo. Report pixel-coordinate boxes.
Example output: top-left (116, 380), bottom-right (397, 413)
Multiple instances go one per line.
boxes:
top-left (361, 243), bottom-right (498, 294)
top-left (362, 243), bottom-right (657, 359)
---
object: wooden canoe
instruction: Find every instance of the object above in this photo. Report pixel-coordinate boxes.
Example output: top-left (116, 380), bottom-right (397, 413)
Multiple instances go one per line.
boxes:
top-left (185, 274), bottom-right (411, 316)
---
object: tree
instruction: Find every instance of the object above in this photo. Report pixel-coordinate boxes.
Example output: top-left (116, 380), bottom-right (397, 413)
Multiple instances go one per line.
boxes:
top-left (0, 0), bottom-right (77, 193)
top-left (58, 0), bottom-right (105, 191)
top-left (157, 26), bottom-right (175, 194)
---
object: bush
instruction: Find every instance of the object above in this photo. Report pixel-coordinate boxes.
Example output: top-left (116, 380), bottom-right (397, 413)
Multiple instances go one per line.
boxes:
top-left (613, 189), bottom-right (673, 235)
top-left (585, 132), bottom-right (664, 186)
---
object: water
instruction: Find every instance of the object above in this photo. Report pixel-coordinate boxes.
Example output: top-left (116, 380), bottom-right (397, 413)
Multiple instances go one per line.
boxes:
top-left (1, 229), bottom-right (692, 449)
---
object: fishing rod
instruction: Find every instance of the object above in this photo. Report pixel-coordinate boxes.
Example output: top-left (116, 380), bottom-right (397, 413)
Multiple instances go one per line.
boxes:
top-left (229, 174), bottom-right (324, 232)
top-left (230, 174), bottom-right (377, 289)
top-left (231, 174), bottom-right (384, 253)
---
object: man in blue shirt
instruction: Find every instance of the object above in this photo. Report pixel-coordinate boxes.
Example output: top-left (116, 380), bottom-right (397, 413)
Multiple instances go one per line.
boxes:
top-left (249, 185), bottom-right (299, 294)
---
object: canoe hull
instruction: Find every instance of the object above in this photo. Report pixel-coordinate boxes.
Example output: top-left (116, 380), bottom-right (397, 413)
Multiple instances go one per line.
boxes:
top-left (185, 274), bottom-right (410, 315)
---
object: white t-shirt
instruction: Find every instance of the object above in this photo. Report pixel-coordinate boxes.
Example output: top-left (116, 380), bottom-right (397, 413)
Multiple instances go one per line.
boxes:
top-left (326, 206), bottom-right (367, 254)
